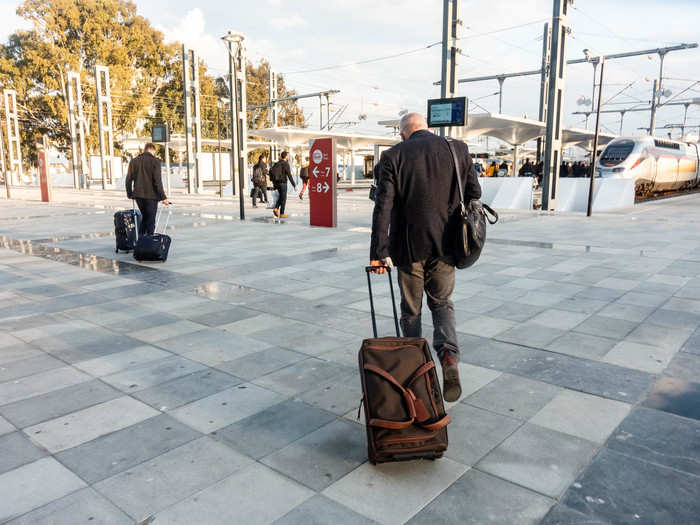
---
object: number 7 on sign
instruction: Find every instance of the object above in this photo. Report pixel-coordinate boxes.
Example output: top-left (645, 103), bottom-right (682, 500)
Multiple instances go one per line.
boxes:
top-left (324, 167), bottom-right (330, 177)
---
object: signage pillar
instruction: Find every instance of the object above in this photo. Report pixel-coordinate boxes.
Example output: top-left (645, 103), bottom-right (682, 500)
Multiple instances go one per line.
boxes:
top-left (38, 136), bottom-right (51, 202)
top-left (309, 138), bottom-right (337, 228)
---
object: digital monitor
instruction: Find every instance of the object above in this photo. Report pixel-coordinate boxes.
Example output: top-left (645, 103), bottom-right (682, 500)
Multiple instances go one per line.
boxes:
top-left (151, 124), bottom-right (169, 143)
top-left (427, 97), bottom-right (467, 128)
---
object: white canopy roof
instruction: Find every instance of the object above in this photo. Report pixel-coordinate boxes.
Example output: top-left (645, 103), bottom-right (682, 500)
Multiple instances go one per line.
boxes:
top-left (250, 127), bottom-right (398, 150)
top-left (379, 112), bottom-right (617, 151)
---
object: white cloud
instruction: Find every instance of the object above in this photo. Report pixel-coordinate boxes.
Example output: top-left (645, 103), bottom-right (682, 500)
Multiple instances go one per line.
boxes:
top-left (269, 14), bottom-right (307, 30)
top-left (0, 2), bottom-right (32, 42)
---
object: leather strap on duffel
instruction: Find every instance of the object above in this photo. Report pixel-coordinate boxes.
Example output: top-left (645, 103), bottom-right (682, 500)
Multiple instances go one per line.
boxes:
top-left (363, 363), bottom-right (451, 430)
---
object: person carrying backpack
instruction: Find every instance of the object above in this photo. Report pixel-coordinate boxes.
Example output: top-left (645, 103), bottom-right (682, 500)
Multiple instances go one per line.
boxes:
top-left (251, 152), bottom-right (269, 208)
top-left (270, 150), bottom-right (297, 218)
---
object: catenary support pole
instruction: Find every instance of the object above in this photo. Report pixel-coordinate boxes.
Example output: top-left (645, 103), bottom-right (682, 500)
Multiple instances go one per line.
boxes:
top-left (439, 0), bottom-right (460, 137)
top-left (536, 22), bottom-right (551, 164)
top-left (0, 108), bottom-right (9, 198)
top-left (587, 58), bottom-right (605, 217)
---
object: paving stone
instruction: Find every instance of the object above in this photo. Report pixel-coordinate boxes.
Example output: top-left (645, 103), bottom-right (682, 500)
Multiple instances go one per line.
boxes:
top-left (0, 354), bottom-right (64, 383)
top-left (554, 296), bottom-right (609, 315)
top-left (261, 419), bottom-right (366, 491)
top-left (625, 322), bottom-right (694, 352)
top-left (573, 315), bottom-right (638, 340)
top-left (133, 368), bottom-right (243, 411)
top-left (444, 404), bottom-right (521, 466)
top-left (562, 449), bottom-right (700, 525)
top-left (545, 331), bottom-right (617, 360)
top-left (216, 399), bottom-right (335, 459)
top-left (0, 431), bottom-right (46, 474)
top-left (0, 379), bottom-right (120, 429)
top-left (0, 457), bottom-right (86, 522)
top-left (297, 372), bottom-right (363, 415)
top-left (644, 308), bottom-right (700, 330)
top-left (477, 423), bottom-right (598, 498)
top-left (662, 296), bottom-right (700, 315)
top-left (496, 323), bottom-right (566, 349)
top-left (94, 437), bottom-right (253, 522)
top-left (0, 414), bottom-right (14, 436)
top-left (0, 343), bottom-right (43, 367)
top-left (597, 302), bottom-right (655, 322)
top-left (453, 295), bottom-right (504, 314)
top-left (540, 504), bottom-right (611, 525)
top-left (616, 291), bottom-right (669, 308)
top-left (101, 355), bottom-right (206, 392)
top-left (408, 469), bottom-right (553, 525)
top-left (5, 487), bottom-right (132, 524)
top-left (169, 382), bottom-right (285, 433)
top-left (252, 358), bottom-right (352, 397)
top-left (529, 309), bottom-right (590, 330)
top-left (642, 376), bottom-right (700, 421)
top-left (25, 396), bottom-right (158, 453)
top-left (185, 305), bottom-right (260, 327)
top-left (43, 334), bottom-right (146, 364)
top-left (153, 327), bottom-right (261, 356)
top-left (56, 413), bottom-right (201, 483)
top-left (129, 319), bottom-right (205, 343)
top-left (663, 351), bottom-right (700, 382)
top-left (455, 315), bottom-right (517, 338)
top-left (323, 457), bottom-right (468, 525)
top-left (530, 390), bottom-right (631, 444)
top-left (602, 340), bottom-right (676, 373)
top-left (464, 374), bottom-right (561, 420)
top-left (215, 346), bottom-right (308, 380)
top-left (0, 366), bottom-right (91, 406)
top-left (73, 345), bottom-right (171, 377)
top-left (152, 463), bottom-right (313, 525)
top-left (608, 407), bottom-right (700, 476)
top-left (273, 494), bottom-right (378, 525)
top-left (487, 302), bottom-right (544, 323)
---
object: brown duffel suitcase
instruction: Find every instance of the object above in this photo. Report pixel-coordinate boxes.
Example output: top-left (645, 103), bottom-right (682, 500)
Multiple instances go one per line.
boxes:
top-left (359, 266), bottom-right (450, 464)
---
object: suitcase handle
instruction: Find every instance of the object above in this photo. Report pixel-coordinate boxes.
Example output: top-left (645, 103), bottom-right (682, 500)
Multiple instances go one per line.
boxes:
top-left (132, 200), bottom-right (138, 240)
top-left (365, 266), bottom-right (401, 338)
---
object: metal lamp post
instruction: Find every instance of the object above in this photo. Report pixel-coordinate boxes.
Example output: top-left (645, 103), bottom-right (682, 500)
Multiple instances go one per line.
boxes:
top-left (222, 31), bottom-right (246, 220)
top-left (585, 50), bottom-right (605, 217)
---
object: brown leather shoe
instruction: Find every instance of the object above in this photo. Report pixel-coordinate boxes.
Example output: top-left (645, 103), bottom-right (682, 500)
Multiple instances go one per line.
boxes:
top-left (440, 354), bottom-right (461, 402)
top-left (273, 208), bottom-right (279, 217)
top-left (280, 213), bottom-right (289, 218)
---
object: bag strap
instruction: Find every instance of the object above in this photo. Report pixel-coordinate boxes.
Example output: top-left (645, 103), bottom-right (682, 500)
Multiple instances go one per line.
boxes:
top-left (482, 203), bottom-right (499, 224)
top-left (445, 138), bottom-right (465, 215)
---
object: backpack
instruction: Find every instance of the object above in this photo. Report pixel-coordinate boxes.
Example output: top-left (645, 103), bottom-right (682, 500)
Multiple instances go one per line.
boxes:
top-left (269, 161), bottom-right (284, 184)
top-left (252, 165), bottom-right (266, 186)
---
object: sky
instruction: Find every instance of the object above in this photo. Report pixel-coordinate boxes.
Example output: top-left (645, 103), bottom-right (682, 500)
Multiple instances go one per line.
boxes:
top-left (1, 0), bottom-right (699, 141)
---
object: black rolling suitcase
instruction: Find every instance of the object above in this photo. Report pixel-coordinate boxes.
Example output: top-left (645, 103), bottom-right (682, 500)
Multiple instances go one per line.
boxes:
top-left (114, 204), bottom-right (141, 253)
top-left (133, 206), bottom-right (172, 262)
top-left (359, 266), bottom-right (450, 464)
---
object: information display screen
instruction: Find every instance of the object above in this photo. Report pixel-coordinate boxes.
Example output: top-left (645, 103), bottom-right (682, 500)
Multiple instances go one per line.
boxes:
top-left (151, 124), bottom-right (169, 143)
top-left (427, 97), bottom-right (467, 128)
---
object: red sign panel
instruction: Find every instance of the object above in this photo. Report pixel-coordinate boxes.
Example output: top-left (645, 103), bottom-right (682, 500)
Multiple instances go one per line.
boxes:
top-left (38, 150), bottom-right (51, 202)
top-left (309, 138), bottom-right (337, 227)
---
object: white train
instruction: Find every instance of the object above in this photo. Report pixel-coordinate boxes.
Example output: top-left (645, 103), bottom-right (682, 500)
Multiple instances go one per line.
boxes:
top-left (597, 136), bottom-right (700, 194)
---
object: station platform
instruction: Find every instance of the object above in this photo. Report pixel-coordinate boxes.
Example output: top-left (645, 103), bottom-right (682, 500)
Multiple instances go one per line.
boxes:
top-left (0, 189), bottom-right (698, 524)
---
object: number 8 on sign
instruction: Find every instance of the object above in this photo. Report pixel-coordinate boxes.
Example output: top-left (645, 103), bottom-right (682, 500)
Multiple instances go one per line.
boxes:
top-left (317, 182), bottom-right (322, 193)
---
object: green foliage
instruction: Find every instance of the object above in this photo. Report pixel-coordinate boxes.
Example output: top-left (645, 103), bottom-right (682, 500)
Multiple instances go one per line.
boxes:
top-left (0, 0), bottom-right (303, 168)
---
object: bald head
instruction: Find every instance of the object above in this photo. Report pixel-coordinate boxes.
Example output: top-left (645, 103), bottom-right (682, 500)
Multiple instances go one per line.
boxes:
top-left (399, 112), bottom-right (428, 140)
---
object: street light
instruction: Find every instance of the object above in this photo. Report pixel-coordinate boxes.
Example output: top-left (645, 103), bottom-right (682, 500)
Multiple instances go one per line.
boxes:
top-left (222, 31), bottom-right (246, 220)
top-left (584, 50), bottom-right (605, 218)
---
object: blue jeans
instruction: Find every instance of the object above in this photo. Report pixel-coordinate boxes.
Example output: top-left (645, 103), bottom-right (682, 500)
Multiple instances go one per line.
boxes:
top-left (397, 257), bottom-right (458, 359)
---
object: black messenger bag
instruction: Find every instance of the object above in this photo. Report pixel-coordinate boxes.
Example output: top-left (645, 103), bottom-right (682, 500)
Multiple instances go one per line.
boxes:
top-left (445, 139), bottom-right (498, 269)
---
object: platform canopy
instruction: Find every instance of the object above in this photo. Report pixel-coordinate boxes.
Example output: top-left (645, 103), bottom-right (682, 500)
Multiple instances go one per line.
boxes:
top-left (379, 112), bottom-right (617, 151)
top-left (250, 127), bottom-right (398, 151)
top-left (561, 128), bottom-right (616, 151)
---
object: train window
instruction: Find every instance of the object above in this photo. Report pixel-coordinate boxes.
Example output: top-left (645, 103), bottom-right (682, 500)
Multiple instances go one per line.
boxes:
top-left (653, 139), bottom-right (680, 150)
top-left (600, 140), bottom-right (634, 166)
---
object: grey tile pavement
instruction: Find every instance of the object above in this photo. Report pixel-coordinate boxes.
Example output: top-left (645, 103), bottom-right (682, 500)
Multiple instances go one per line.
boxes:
top-left (0, 193), bottom-right (699, 523)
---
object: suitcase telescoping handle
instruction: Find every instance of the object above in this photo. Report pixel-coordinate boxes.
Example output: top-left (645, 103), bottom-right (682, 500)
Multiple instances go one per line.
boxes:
top-left (365, 266), bottom-right (401, 338)
top-left (154, 205), bottom-right (173, 234)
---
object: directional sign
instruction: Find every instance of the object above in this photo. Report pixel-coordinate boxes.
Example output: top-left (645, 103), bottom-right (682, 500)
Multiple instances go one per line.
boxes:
top-left (308, 137), bottom-right (337, 228)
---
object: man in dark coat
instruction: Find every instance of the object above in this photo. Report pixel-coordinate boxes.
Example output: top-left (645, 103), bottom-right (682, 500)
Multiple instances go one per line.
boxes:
top-left (370, 113), bottom-right (481, 401)
top-left (270, 150), bottom-right (297, 218)
top-left (125, 143), bottom-right (169, 236)
top-left (251, 152), bottom-right (269, 208)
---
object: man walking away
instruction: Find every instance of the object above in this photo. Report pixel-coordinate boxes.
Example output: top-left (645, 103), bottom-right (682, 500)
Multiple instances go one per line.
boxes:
top-left (125, 143), bottom-right (170, 236)
top-left (519, 158), bottom-right (534, 177)
top-left (299, 156), bottom-right (310, 200)
top-left (252, 153), bottom-right (269, 208)
top-left (270, 150), bottom-right (297, 218)
top-left (370, 113), bottom-right (481, 402)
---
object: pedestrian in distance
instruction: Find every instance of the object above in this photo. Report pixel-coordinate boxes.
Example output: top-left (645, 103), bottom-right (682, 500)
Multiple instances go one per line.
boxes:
top-left (299, 156), bottom-right (310, 200)
top-left (270, 150), bottom-right (297, 218)
top-left (369, 112), bottom-right (482, 402)
top-left (125, 143), bottom-right (170, 236)
top-left (251, 152), bottom-right (269, 208)
top-left (487, 161), bottom-right (497, 177)
top-left (519, 158), bottom-right (534, 177)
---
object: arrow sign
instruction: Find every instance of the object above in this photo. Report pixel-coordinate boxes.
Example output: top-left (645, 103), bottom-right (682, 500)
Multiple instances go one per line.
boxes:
top-left (323, 181), bottom-right (329, 193)
top-left (312, 166), bottom-right (320, 178)
top-left (309, 137), bottom-right (336, 228)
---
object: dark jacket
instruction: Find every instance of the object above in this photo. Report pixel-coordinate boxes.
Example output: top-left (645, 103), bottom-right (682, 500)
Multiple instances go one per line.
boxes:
top-left (370, 129), bottom-right (482, 267)
top-left (252, 160), bottom-right (269, 187)
top-left (271, 160), bottom-right (295, 188)
top-left (125, 152), bottom-right (166, 201)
